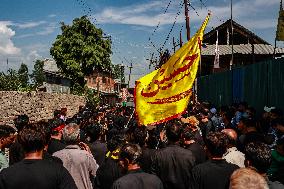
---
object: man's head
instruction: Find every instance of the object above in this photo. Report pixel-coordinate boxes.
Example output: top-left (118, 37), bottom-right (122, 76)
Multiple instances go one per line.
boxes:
top-left (271, 118), bottom-right (284, 134)
top-left (237, 118), bottom-right (256, 133)
top-left (244, 142), bottom-right (271, 174)
top-left (48, 118), bottom-right (65, 139)
top-left (62, 123), bottom-right (80, 145)
top-left (181, 126), bottom-right (196, 145)
top-left (205, 132), bottom-right (229, 158)
top-left (238, 102), bottom-right (248, 112)
top-left (133, 126), bottom-right (147, 147)
top-left (222, 129), bottom-right (237, 146)
top-left (166, 119), bottom-right (183, 143)
top-left (14, 114), bottom-right (29, 131)
top-left (119, 143), bottom-right (142, 171)
top-left (0, 125), bottom-right (16, 149)
top-left (230, 168), bottom-right (268, 189)
top-left (85, 124), bottom-right (102, 143)
top-left (270, 108), bottom-right (283, 120)
top-left (53, 109), bottom-right (61, 118)
top-left (18, 123), bottom-right (47, 154)
top-left (221, 112), bottom-right (233, 125)
top-left (107, 134), bottom-right (127, 152)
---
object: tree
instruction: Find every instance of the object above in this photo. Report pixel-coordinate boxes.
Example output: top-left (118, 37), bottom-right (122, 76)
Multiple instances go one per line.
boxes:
top-left (31, 59), bottom-right (45, 88)
top-left (18, 63), bottom-right (29, 88)
top-left (0, 69), bottom-right (21, 91)
top-left (112, 64), bottom-right (125, 83)
top-left (50, 16), bottom-right (112, 88)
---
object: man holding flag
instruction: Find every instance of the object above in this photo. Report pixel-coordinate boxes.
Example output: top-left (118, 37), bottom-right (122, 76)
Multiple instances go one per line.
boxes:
top-left (135, 14), bottom-right (211, 189)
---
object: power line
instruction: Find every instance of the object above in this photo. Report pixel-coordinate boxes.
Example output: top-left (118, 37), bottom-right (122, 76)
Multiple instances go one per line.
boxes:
top-left (148, 0), bottom-right (174, 52)
top-left (160, 1), bottom-right (185, 51)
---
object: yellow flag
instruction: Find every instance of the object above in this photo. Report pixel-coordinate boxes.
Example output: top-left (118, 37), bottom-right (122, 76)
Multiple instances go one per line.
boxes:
top-left (135, 15), bottom-right (210, 126)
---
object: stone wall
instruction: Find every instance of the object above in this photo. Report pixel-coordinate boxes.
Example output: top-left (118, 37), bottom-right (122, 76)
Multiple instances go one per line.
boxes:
top-left (0, 91), bottom-right (86, 125)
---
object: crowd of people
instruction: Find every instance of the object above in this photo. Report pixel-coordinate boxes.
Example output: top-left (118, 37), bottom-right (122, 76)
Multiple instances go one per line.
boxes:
top-left (0, 102), bottom-right (283, 189)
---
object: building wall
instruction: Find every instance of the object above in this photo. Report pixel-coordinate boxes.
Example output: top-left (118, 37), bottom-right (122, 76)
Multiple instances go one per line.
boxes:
top-left (0, 91), bottom-right (85, 125)
top-left (86, 72), bottom-right (116, 93)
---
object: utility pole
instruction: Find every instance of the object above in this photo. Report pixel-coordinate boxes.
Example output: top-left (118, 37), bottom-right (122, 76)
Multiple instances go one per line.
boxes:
top-left (6, 58), bottom-right (8, 73)
top-left (180, 31), bottom-right (183, 47)
top-left (173, 37), bottom-right (180, 53)
top-left (230, 0), bottom-right (234, 70)
top-left (120, 61), bottom-right (123, 92)
top-left (184, 0), bottom-right (190, 40)
top-left (128, 62), bottom-right (133, 88)
top-left (173, 37), bottom-right (176, 52)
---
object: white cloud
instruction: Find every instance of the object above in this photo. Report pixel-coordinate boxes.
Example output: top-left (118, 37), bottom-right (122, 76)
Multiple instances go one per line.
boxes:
top-left (16, 22), bottom-right (58, 39)
top-left (95, 0), bottom-right (278, 30)
top-left (36, 23), bottom-right (57, 35)
top-left (22, 50), bottom-right (42, 64)
top-left (94, 1), bottom-right (184, 27)
top-left (15, 21), bottom-right (47, 29)
top-left (0, 21), bottom-right (21, 55)
top-left (48, 14), bottom-right (57, 18)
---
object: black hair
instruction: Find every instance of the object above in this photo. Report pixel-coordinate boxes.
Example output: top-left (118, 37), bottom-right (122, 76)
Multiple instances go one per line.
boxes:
top-left (205, 132), bottom-right (229, 157)
top-left (85, 124), bottom-right (102, 142)
top-left (107, 134), bottom-right (127, 152)
top-left (245, 142), bottom-right (271, 173)
top-left (182, 126), bottom-right (196, 141)
top-left (119, 143), bottom-right (142, 165)
top-left (113, 116), bottom-right (126, 130)
top-left (240, 117), bottom-right (256, 128)
top-left (270, 108), bottom-right (283, 117)
top-left (14, 114), bottom-right (29, 131)
top-left (222, 111), bottom-right (233, 122)
top-left (133, 126), bottom-right (147, 147)
top-left (53, 109), bottom-right (61, 117)
top-left (146, 128), bottom-right (159, 149)
top-left (0, 125), bottom-right (16, 138)
top-left (18, 123), bottom-right (47, 153)
top-left (166, 119), bottom-right (183, 143)
top-left (48, 118), bottom-right (64, 135)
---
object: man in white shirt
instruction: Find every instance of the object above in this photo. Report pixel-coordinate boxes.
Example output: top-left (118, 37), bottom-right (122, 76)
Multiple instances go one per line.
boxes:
top-left (222, 129), bottom-right (245, 168)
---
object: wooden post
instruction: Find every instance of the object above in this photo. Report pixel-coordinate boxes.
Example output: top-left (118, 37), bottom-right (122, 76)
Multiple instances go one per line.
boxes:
top-left (180, 31), bottom-right (183, 47)
top-left (184, 0), bottom-right (190, 40)
top-left (173, 37), bottom-right (176, 52)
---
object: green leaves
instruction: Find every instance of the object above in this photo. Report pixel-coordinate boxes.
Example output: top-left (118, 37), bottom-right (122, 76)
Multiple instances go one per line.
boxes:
top-left (50, 16), bottom-right (112, 89)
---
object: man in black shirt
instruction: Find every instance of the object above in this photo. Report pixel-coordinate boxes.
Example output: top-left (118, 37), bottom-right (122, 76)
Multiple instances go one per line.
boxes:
top-left (0, 123), bottom-right (77, 189)
top-left (190, 132), bottom-right (239, 189)
top-left (95, 134), bottom-right (126, 189)
top-left (112, 143), bottom-right (163, 189)
top-left (151, 119), bottom-right (195, 189)
top-left (182, 126), bottom-right (206, 165)
top-left (237, 118), bottom-right (265, 151)
top-left (133, 126), bottom-right (157, 173)
top-left (245, 142), bottom-right (284, 189)
top-left (47, 118), bottom-right (66, 155)
top-left (9, 114), bottom-right (29, 165)
top-left (86, 124), bottom-right (107, 166)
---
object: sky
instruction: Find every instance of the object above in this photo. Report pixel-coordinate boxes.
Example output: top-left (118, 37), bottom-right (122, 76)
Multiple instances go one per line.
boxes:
top-left (0, 0), bottom-right (281, 87)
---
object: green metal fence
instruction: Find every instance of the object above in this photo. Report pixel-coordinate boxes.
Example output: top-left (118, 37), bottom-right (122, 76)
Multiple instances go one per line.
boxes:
top-left (197, 58), bottom-right (284, 113)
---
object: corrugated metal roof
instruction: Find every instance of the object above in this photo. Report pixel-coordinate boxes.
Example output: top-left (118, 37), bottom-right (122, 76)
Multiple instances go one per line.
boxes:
top-left (202, 44), bottom-right (284, 56)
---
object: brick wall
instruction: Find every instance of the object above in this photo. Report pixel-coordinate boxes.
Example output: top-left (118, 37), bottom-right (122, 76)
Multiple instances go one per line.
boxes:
top-left (0, 91), bottom-right (86, 125)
